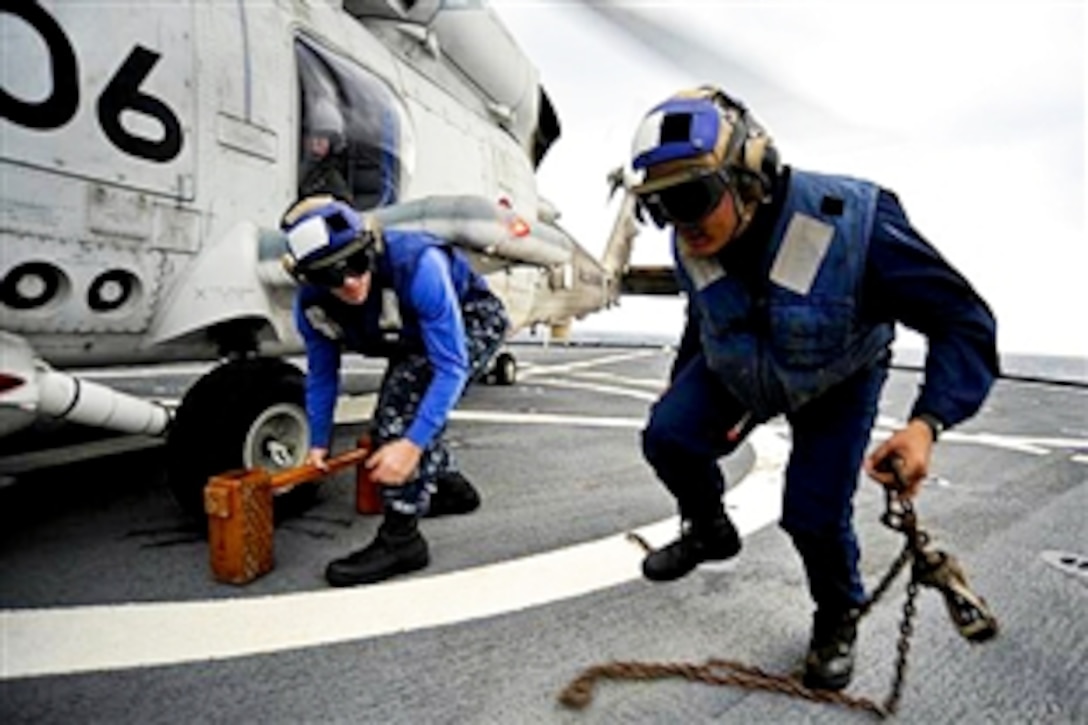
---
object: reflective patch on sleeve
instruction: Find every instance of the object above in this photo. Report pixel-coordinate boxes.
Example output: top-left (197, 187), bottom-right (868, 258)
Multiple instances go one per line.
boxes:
top-left (304, 305), bottom-right (344, 340)
top-left (770, 213), bottom-right (833, 295)
top-left (679, 250), bottom-right (725, 291)
top-left (380, 289), bottom-right (403, 331)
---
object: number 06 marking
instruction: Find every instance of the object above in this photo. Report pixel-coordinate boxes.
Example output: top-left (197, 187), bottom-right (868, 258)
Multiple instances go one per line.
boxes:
top-left (2, 2), bottom-right (183, 163)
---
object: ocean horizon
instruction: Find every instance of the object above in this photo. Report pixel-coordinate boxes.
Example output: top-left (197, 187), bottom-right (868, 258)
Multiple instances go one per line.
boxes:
top-left (510, 329), bottom-right (1088, 386)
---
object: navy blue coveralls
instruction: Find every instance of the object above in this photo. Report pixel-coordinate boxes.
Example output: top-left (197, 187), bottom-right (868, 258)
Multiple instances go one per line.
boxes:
top-left (642, 167), bottom-right (999, 619)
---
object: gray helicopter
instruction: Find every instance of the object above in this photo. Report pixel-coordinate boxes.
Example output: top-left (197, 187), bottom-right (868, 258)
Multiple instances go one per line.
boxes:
top-left (0, 0), bottom-right (659, 515)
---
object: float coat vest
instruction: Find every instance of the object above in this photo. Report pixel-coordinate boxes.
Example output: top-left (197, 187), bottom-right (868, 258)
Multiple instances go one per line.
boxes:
top-left (675, 169), bottom-right (895, 422)
top-left (297, 228), bottom-right (490, 358)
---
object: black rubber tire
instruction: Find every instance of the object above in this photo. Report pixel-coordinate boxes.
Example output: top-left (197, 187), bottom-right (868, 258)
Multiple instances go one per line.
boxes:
top-left (493, 351), bottom-right (517, 386)
top-left (166, 358), bottom-right (311, 521)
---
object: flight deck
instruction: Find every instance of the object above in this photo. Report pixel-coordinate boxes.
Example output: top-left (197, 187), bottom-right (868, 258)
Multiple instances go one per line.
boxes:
top-left (1, 343), bottom-right (1086, 724)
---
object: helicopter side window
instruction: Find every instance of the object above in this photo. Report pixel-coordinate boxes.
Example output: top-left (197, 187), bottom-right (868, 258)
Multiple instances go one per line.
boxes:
top-left (294, 37), bottom-right (414, 210)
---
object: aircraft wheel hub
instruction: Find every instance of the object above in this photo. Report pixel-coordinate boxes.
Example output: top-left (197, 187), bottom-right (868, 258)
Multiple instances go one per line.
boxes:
top-left (243, 403), bottom-right (308, 472)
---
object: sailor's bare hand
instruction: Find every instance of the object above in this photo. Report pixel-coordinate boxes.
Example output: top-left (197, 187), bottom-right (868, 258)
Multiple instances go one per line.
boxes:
top-left (864, 419), bottom-right (934, 498)
top-left (366, 438), bottom-right (422, 485)
top-left (306, 447), bottom-right (330, 471)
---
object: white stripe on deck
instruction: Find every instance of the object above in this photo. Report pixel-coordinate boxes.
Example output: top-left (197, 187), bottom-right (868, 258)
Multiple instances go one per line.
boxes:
top-left (0, 428), bottom-right (790, 681)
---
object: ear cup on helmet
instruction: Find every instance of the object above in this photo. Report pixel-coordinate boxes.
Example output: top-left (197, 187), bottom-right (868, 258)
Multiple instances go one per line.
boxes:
top-left (695, 86), bottom-right (779, 203)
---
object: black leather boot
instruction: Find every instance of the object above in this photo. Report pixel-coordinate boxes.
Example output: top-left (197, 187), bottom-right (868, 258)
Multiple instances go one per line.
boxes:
top-left (642, 514), bottom-right (742, 582)
top-left (423, 472), bottom-right (481, 518)
top-left (325, 512), bottom-right (429, 587)
top-left (803, 608), bottom-right (859, 690)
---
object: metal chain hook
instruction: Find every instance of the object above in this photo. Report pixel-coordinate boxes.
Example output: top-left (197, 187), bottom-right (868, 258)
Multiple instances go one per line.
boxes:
top-left (879, 457), bottom-right (999, 644)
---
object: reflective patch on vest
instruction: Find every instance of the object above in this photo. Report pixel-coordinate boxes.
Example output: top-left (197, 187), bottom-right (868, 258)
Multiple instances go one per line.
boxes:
top-left (380, 289), bottom-right (403, 334)
top-left (679, 250), bottom-right (725, 291)
top-left (770, 213), bottom-right (834, 296)
top-left (304, 305), bottom-right (344, 341)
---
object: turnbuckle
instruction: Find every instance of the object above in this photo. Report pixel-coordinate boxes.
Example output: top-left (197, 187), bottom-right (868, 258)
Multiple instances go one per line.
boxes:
top-left (913, 549), bottom-right (1000, 642)
top-left (879, 457), bottom-right (999, 643)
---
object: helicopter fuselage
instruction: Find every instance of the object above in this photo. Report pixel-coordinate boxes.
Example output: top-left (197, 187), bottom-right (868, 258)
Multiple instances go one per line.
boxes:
top-left (1, 0), bottom-right (634, 452)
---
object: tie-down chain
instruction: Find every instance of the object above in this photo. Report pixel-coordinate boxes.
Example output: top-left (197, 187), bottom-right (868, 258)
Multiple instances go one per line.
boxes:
top-left (558, 461), bottom-right (999, 718)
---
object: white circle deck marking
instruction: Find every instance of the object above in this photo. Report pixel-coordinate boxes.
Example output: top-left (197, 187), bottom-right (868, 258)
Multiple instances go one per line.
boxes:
top-left (0, 427), bottom-right (790, 681)
top-left (6, 352), bottom-right (1082, 680)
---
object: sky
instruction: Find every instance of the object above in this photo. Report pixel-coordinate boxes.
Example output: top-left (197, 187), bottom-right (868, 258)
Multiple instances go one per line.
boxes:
top-left (490, 1), bottom-right (1086, 359)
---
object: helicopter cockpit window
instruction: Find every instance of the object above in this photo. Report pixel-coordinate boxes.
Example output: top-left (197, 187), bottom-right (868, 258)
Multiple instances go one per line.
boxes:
top-left (294, 37), bottom-right (415, 210)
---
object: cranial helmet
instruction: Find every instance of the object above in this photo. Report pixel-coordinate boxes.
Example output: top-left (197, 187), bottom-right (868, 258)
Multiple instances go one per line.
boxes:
top-left (280, 196), bottom-right (377, 287)
top-left (629, 86), bottom-right (780, 227)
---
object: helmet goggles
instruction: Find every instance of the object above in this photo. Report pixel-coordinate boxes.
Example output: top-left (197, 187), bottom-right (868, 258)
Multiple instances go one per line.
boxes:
top-left (295, 241), bottom-right (374, 288)
top-left (640, 169), bottom-right (732, 226)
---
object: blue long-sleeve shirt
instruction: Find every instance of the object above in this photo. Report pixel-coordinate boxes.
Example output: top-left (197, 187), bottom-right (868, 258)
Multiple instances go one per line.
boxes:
top-left (298, 247), bottom-right (470, 449)
top-left (401, 248), bottom-right (470, 447)
top-left (672, 179), bottom-right (999, 430)
top-left (865, 190), bottom-right (999, 427)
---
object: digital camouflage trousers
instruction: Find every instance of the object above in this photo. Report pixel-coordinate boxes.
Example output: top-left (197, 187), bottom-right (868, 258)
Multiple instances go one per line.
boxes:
top-left (372, 294), bottom-right (509, 515)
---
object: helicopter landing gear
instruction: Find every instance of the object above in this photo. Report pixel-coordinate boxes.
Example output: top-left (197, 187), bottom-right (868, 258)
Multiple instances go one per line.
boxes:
top-left (166, 357), bottom-right (312, 522)
top-left (485, 350), bottom-right (517, 386)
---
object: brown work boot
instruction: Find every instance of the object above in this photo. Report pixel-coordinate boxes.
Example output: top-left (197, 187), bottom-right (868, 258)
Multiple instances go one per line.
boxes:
top-left (803, 609), bottom-right (859, 691)
top-left (325, 512), bottom-right (429, 587)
